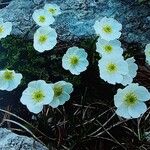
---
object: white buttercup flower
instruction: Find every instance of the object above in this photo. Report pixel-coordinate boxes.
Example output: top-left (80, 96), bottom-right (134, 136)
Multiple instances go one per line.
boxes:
top-left (20, 80), bottom-right (54, 114)
top-left (0, 69), bottom-right (22, 91)
top-left (34, 26), bottom-right (57, 52)
top-left (49, 81), bottom-right (73, 108)
top-left (121, 57), bottom-right (138, 86)
top-left (32, 9), bottom-right (55, 27)
top-left (96, 38), bottom-right (123, 56)
top-left (145, 44), bottom-right (150, 65)
top-left (114, 83), bottom-right (150, 119)
top-left (98, 56), bottom-right (128, 84)
top-left (62, 47), bottom-right (89, 75)
top-left (44, 3), bottom-right (61, 16)
top-left (0, 18), bottom-right (12, 40)
top-left (94, 17), bottom-right (122, 41)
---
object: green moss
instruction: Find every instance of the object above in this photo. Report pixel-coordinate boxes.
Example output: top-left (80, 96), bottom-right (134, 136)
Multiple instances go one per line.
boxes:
top-left (138, 0), bottom-right (150, 3)
top-left (0, 36), bottom-right (50, 85)
top-left (0, 35), bottom-right (81, 86)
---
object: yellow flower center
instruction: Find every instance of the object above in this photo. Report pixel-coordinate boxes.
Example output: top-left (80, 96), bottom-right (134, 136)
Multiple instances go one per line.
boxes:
top-left (3, 70), bottom-right (14, 80)
top-left (39, 16), bottom-right (46, 23)
top-left (53, 85), bottom-right (63, 97)
top-left (107, 63), bottom-right (117, 73)
top-left (0, 25), bottom-right (4, 33)
top-left (124, 92), bottom-right (138, 106)
top-left (104, 45), bottom-right (113, 53)
top-left (103, 25), bottom-right (112, 34)
top-left (32, 90), bottom-right (45, 102)
top-left (70, 56), bottom-right (79, 65)
top-left (48, 8), bottom-right (56, 14)
top-left (38, 35), bottom-right (48, 44)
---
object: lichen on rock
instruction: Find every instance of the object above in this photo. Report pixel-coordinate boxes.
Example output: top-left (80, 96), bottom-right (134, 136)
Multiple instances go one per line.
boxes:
top-left (0, 0), bottom-right (150, 44)
top-left (0, 128), bottom-right (48, 150)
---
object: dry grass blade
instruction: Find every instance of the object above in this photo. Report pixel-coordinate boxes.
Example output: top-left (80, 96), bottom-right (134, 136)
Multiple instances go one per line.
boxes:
top-left (92, 120), bottom-right (128, 137)
top-left (76, 106), bottom-right (114, 128)
top-left (0, 108), bottom-right (55, 141)
top-left (88, 112), bottom-right (116, 137)
top-left (95, 120), bottom-right (126, 150)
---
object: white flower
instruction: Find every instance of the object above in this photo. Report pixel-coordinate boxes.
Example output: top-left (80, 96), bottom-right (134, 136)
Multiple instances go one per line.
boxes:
top-left (121, 57), bottom-right (138, 86)
top-left (98, 56), bottom-right (128, 84)
top-left (0, 69), bottom-right (22, 91)
top-left (96, 38), bottom-right (123, 56)
top-left (62, 47), bottom-right (89, 75)
top-left (94, 17), bottom-right (122, 41)
top-left (33, 26), bottom-right (57, 52)
top-left (32, 9), bottom-right (55, 27)
top-left (44, 3), bottom-right (61, 16)
top-left (114, 83), bottom-right (150, 119)
top-left (0, 18), bottom-right (12, 40)
top-left (145, 44), bottom-right (150, 65)
top-left (49, 81), bottom-right (73, 108)
top-left (20, 80), bottom-right (54, 114)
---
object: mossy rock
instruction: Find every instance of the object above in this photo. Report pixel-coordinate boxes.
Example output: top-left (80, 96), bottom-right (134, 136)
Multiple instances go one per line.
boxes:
top-left (0, 35), bottom-right (82, 87)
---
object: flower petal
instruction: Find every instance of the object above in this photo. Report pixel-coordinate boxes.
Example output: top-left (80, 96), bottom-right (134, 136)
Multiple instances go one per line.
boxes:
top-left (116, 104), bottom-right (131, 119)
top-left (27, 104), bottom-right (43, 114)
top-left (59, 92), bottom-right (70, 105)
top-left (128, 101), bottom-right (147, 118)
top-left (49, 98), bottom-right (60, 108)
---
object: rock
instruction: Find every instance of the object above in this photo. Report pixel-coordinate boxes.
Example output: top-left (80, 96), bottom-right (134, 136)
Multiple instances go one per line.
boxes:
top-left (0, 128), bottom-right (48, 150)
top-left (0, 0), bottom-right (150, 44)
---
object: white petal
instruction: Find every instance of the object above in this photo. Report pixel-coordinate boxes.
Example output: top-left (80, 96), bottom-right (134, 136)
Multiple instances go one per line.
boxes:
top-left (44, 4), bottom-right (61, 16)
top-left (126, 57), bottom-right (138, 78)
top-left (28, 80), bottom-right (46, 89)
top-left (74, 48), bottom-right (88, 58)
top-left (121, 75), bottom-right (133, 86)
top-left (59, 92), bottom-right (70, 105)
top-left (93, 20), bottom-right (101, 35)
top-left (128, 101), bottom-right (147, 118)
top-left (33, 26), bottom-right (57, 52)
top-left (105, 73), bottom-right (123, 84)
top-left (116, 104), bottom-right (131, 119)
top-left (135, 86), bottom-right (150, 102)
top-left (27, 104), bottom-right (43, 114)
top-left (62, 83), bottom-right (73, 94)
top-left (74, 60), bottom-right (89, 73)
top-left (49, 98), bottom-right (60, 108)
top-left (0, 79), bottom-right (9, 90)
top-left (32, 9), bottom-right (55, 27)
top-left (0, 18), bottom-right (3, 23)
top-left (41, 84), bottom-right (54, 104)
top-left (7, 73), bottom-right (22, 91)
top-left (69, 66), bottom-right (80, 75)
top-left (118, 60), bottom-right (129, 75)
top-left (20, 90), bottom-right (35, 105)
top-left (114, 89), bottom-right (124, 107)
top-left (0, 22), bottom-right (12, 39)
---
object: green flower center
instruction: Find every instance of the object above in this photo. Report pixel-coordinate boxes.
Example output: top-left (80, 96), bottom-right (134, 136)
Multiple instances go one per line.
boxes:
top-left (3, 70), bottom-right (14, 80)
top-left (70, 56), bottom-right (79, 65)
top-left (103, 25), bottom-right (112, 34)
top-left (53, 85), bottom-right (63, 97)
top-left (124, 92), bottom-right (138, 106)
top-left (38, 35), bottom-right (48, 44)
top-left (107, 63), bottom-right (117, 73)
top-left (32, 90), bottom-right (45, 102)
top-left (39, 16), bottom-right (46, 23)
top-left (104, 45), bottom-right (113, 53)
top-left (48, 8), bottom-right (56, 14)
top-left (0, 26), bottom-right (4, 33)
